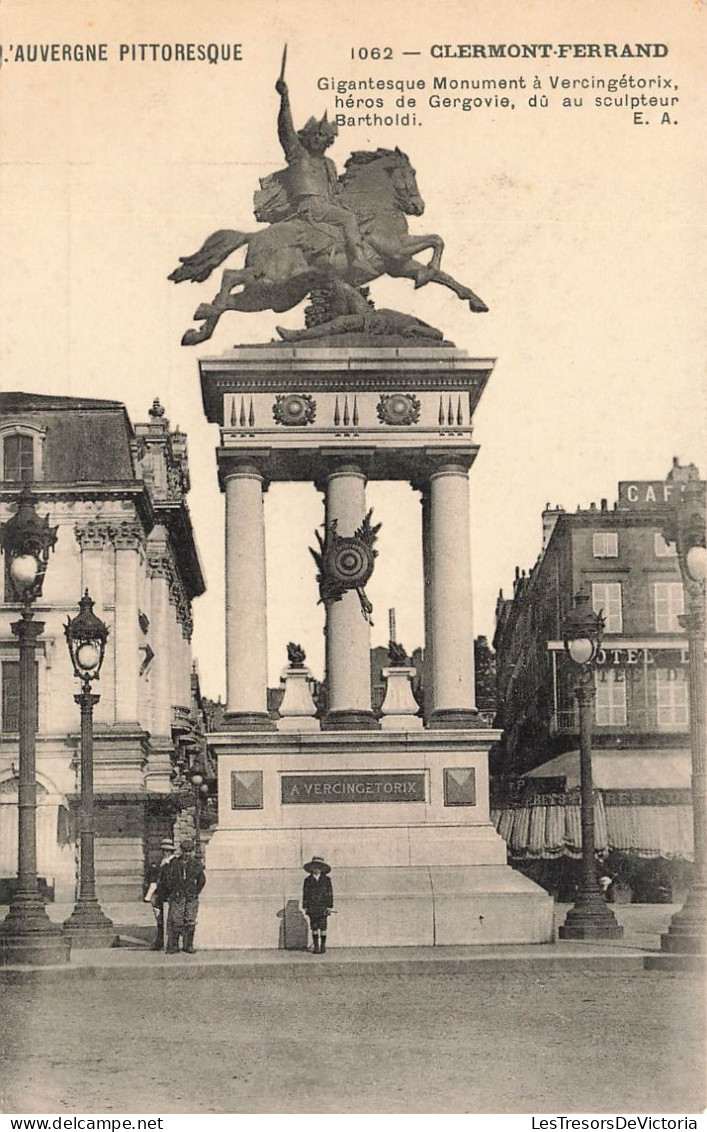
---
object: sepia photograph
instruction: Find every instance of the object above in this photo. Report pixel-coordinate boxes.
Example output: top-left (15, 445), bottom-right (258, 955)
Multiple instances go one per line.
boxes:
top-left (0, 0), bottom-right (705, 1118)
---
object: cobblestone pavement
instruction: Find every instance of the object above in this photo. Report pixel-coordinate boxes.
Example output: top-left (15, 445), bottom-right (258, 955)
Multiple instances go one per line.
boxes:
top-left (1, 965), bottom-right (704, 1114)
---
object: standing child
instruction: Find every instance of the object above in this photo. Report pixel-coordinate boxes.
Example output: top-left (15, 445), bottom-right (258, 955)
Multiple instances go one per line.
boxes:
top-left (302, 856), bottom-right (333, 954)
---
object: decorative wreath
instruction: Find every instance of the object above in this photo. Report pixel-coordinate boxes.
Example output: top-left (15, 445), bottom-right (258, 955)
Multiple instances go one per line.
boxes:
top-left (376, 393), bottom-right (421, 426)
top-left (273, 393), bottom-right (316, 426)
top-left (309, 511), bottom-right (382, 623)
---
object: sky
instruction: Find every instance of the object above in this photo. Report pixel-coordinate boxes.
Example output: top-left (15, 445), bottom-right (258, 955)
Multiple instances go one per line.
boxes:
top-left (0, 0), bottom-right (704, 699)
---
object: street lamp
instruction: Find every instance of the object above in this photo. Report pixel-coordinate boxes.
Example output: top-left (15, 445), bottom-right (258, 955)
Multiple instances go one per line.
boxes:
top-left (660, 479), bottom-right (707, 959)
top-left (190, 771), bottom-right (209, 859)
top-left (62, 591), bottom-right (116, 947)
top-left (0, 485), bottom-right (70, 966)
top-left (558, 592), bottom-right (623, 940)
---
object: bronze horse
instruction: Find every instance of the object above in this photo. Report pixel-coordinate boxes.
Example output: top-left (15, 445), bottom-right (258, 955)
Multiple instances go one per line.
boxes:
top-left (169, 147), bottom-right (487, 345)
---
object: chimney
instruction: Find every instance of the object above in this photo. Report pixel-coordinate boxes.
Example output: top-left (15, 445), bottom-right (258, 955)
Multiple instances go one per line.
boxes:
top-left (542, 504), bottom-right (564, 550)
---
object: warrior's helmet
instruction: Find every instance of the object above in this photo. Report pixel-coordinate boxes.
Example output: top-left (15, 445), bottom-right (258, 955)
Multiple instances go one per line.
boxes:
top-left (298, 111), bottom-right (338, 146)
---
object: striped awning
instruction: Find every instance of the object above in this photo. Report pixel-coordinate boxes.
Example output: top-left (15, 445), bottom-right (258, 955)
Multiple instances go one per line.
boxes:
top-left (492, 792), bottom-right (693, 860)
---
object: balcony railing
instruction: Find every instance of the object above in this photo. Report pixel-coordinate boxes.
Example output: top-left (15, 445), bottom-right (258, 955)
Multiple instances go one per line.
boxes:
top-left (551, 707), bottom-right (689, 734)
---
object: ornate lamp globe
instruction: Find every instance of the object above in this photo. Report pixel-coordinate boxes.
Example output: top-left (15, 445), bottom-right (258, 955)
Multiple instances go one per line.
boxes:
top-left (563, 592), bottom-right (604, 666)
top-left (65, 590), bottom-right (109, 683)
top-left (685, 544), bottom-right (707, 584)
top-left (191, 772), bottom-right (204, 787)
top-left (0, 484), bottom-right (58, 603)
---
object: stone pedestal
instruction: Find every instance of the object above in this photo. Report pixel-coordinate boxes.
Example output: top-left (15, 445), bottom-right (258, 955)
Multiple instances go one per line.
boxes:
top-left (277, 666), bottom-right (320, 732)
top-left (198, 343), bottom-right (552, 948)
top-left (197, 729), bottom-right (553, 949)
top-left (380, 667), bottom-right (422, 730)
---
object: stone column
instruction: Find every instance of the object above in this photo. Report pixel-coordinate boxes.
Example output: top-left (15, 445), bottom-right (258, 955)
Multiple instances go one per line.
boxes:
top-left (113, 522), bottom-right (143, 725)
top-left (323, 463), bottom-right (377, 730)
top-left (426, 460), bottom-right (478, 727)
top-left (148, 558), bottom-right (173, 741)
top-left (224, 463), bottom-right (272, 729)
top-left (420, 486), bottom-right (435, 723)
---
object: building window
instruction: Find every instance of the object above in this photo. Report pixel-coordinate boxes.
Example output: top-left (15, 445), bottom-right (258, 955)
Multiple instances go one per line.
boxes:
top-left (0, 424), bottom-right (45, 484)
top-left (654, 533), bottom-right (678, 558)
top-left (592, 532), bottom-right (618, 558)
top-left (1, 661), bottom-right (38, 733)
top-left (3, 435), bottom-right (34, 482)
top-left (655, 669), bottom-right (689, 728)
top-left (654, 582), bottom-right (684, 632)
top-left (592, 582), bottom-right (622, 634)
top-left (594, 669), bottom-right (627, 726)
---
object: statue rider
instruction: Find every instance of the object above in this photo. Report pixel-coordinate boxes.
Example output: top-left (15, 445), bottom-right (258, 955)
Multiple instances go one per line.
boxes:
top-left (272, 78), bottom-right (369, 274)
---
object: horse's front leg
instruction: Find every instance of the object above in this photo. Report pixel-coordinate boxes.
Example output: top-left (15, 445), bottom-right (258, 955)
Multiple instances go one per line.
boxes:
top-left (382, 234), bottom-right (444, 288)
top-left (399, 234), bottom-right (444, 280)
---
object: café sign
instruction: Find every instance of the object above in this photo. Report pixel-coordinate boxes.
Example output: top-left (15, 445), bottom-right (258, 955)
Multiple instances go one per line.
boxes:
top-left (281, 772), bottom-right (426, 804)
top-left (618, 480), bottom-right (705, 509)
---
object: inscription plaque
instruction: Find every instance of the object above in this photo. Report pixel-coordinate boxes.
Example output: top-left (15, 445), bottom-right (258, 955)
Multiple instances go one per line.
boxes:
top-left (281, 772), bottom-right (426, 804)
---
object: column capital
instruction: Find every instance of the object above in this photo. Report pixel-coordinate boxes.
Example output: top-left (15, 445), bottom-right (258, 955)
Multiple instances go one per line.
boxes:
top-left (75, 521), bottom-right (110, 551)
top-left (313, 450), bottom-right (374, 492)
top-left (111, 520), bottom-right (145, 551)
top-left (411, 451), bottom-right (474, 493)
top-left (219, 453), bottom-right (271, 491)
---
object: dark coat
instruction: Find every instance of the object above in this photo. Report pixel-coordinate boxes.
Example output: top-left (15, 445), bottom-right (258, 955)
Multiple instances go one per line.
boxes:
top-left (156, 855), bottom-right (206, 902)
top-left (302, 873), bottom-right (333, 917)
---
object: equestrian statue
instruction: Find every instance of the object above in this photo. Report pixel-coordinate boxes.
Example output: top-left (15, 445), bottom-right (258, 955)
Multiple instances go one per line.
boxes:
top-left (169, 49), bottom-right (488, 345)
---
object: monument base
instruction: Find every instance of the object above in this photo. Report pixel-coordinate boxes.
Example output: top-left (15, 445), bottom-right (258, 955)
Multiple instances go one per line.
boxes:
top-left (197, 728), bottom-right (554, 949)
top-left (197, 862), bottom-right (551, 949)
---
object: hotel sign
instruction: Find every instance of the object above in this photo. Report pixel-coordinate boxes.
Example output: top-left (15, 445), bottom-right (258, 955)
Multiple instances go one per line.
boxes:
top-left (281, 772), bottom-right (426, 804)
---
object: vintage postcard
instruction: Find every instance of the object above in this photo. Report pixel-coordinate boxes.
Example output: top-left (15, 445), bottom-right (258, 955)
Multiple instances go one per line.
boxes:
top-left (0, 0), bottom-right (704, 1117)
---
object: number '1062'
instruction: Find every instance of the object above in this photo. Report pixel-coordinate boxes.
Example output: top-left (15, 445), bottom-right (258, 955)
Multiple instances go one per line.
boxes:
top-left (350, 47), bottom-right (393, 60)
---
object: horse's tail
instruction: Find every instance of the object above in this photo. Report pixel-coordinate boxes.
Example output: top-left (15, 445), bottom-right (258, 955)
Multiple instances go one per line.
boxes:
top-left (168, 229), bottom-right (251, 284)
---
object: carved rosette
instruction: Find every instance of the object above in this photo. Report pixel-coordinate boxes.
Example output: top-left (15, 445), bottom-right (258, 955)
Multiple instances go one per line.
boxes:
top-left (273, 393), bottom-right (316, 427)
top-left (376, 393), bottom-right (421, 426)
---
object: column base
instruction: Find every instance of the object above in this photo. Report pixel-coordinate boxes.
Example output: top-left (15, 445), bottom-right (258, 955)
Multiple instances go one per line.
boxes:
top-left (63, 899), bottom-right (117, 949)
top-left (428, 708), bottom-right (481, 730)
top-left (223, 712), bottom-right (276, 732)
top-left (558, 894), bottom-right (624, 940)
top-left (659, 885), bottom-right (707, 956)
top-left (322, 710), bottom-right (380, 731)
top-left (0, 898), bottom-right (71, 966)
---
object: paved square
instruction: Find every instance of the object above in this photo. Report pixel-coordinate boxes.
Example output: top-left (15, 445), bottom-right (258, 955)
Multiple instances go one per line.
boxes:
top-left (2, 967), bottom-right (704, 1113)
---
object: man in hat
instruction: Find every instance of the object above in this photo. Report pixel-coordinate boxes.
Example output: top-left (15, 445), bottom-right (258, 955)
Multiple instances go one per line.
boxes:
top-left (156, 837), bottom-right (206, 955)
top-left (302, 855), bottom-right (334, 954)
top-left (271, 78), bottom-right (369, 273)
top-left (143, 837), bottom-right (175, 952)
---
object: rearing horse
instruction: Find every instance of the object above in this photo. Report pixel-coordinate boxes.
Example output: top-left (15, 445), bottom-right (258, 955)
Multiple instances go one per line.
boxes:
top-left (169, 147), bottom-right (487, 345)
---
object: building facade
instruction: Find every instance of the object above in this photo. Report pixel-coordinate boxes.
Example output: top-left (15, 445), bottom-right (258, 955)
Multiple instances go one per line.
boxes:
top-left (492, 460), bottom-right (702, 882)
top-left (0, 393), bottom-right (205, 902)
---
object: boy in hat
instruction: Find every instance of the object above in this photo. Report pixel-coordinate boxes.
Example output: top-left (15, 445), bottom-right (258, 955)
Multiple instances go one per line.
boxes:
top-left (302, 856), bottom-right (334, 954)
top-left (143, 837), bottom-right (175, 951)
top-left (157, 838), bottom-right (206, 955)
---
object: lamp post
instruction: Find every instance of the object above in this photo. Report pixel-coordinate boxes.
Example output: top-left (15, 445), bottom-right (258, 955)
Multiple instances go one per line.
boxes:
top-left (190, 772), bottom-right (209, 860)
top-left (558, 592), bottom-right (623, 940)
top-left (0, 485), bottom-right (70, 966)
top-left (659, 479), bottom-right (707, 959)
top-left (62, 591), bottom-right (116, 947)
